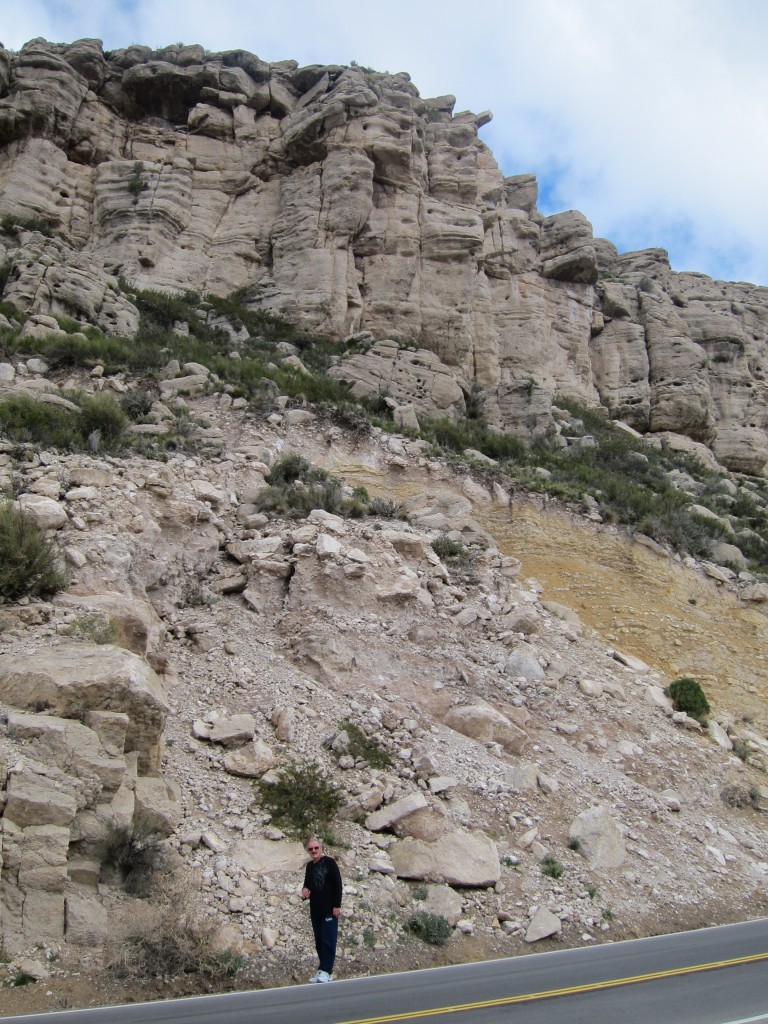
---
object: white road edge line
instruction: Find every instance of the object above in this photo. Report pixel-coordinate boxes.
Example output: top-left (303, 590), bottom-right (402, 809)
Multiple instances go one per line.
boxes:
top-left (721, 1015), bottom-right (768, 1024)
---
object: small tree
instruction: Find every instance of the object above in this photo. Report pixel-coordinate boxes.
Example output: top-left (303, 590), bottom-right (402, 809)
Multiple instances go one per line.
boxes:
top-left (257, 763), bottom-right (342, 839)
top-left (665, 677), bottom-right (711, 723)
top-left (0, 500), bottom-right (67, 600)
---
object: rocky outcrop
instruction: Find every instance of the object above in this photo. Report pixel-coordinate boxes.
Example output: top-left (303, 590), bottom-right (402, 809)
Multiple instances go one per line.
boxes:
top-left (0, 39), bottom-right (767, 472)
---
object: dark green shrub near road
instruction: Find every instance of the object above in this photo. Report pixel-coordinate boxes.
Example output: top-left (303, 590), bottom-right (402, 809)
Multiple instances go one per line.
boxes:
top-left (665, 677), bottom-right (711, 723)
top-left (0, 500), bottom-right (67, 601)
top-left (405, 911), bottom-right (452, 945)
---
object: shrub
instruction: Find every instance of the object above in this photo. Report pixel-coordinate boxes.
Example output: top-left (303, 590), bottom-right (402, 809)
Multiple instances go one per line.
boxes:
top-left (339, 719), bottom-right (392, 769)
top-left (256, 455), bottom-right (366, 519)
top-left (720, 784), bottom-right (761, 810)
top-left (405, 911), bottom-right (452, 946)
top-left (412, 885), bottom-right (428, 902)
top-left (77, 392), bottom-right (129, 450)
top-left (0, 393), bottom-right (81, 448)
top-left (9, 971), bottom-right (36, 987)
top-left (265, 453), bottom-right (312, 486)
top-left (109, 901), bottom-right (243, 982)
top-left (368, 496), bottom-right (403, 518)
top-left (567, 837), bottom-right (581, 851)
top-left (100, 817), bottom-right (164, 896)
top-left (540, 856), bottom-right (564, 879)
top-left (431, 535), bottom-right (465, 560)
top-left (120, 389), bottom-right (154, 421)
top-left (0, 500), bottom-right (67, 600)
top-left (665, 677), bottom-right (711, 723)
top-left (256, 762), bottom-right (342, 839)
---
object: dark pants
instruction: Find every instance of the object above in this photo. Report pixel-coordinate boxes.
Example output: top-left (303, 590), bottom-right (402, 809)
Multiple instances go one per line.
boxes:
top-left (311, 912), bottom-right (338, 974)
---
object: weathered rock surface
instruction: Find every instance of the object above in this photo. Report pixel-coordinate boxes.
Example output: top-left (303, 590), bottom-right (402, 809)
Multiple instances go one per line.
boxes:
top-left (1, 39), bottom-right (767, 471)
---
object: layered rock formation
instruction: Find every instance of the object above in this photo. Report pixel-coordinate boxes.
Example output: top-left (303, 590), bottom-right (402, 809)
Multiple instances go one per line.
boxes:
top-left (0, 37), bottom-right (767, 473)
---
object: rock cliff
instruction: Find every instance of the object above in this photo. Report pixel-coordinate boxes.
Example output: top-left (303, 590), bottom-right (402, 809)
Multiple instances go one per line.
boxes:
top-left (1, 38), bottom-right (768, 473)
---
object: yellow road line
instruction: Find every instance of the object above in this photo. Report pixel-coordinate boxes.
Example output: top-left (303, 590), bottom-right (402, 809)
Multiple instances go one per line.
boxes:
top-left (338, 950), bottom-right (768, 1024)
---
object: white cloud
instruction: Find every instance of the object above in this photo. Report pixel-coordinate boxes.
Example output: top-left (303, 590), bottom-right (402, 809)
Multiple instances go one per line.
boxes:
top-left (4, 0), bottom-right (767, 284)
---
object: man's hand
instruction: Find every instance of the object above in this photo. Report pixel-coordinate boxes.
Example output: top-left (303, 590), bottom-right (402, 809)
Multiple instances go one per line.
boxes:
top-left (332, 907), bottom-right (341, 918)
top-left (301, 887), bottom-right (310, 899)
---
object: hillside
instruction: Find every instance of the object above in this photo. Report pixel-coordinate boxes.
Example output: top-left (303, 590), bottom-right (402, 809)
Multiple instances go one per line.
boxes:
top-left (0, 341), bottom-right (767, 1010)
top-left (0, 36), bottom-right (767, 1015)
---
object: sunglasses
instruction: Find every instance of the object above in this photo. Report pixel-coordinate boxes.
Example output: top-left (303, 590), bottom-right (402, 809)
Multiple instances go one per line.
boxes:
top-left (308, 846), bottom-right (320, 851)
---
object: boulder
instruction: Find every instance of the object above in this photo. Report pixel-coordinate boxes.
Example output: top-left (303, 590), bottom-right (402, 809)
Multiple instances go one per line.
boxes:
top-left (444, 704), bottom-right (528, 754)
top-left (389, 830), bottom-right (501, 887)
top-left (365, 792), bottom-right (428, 832)
top-left (133, 777), bottom-right (183, 836)
top-left (223, 738), bottom-right (278, 778)
top-left (524, 906), bottom-right (562, 943)
top-left (230, 838), bottom-right (307, 876)
top-left (569, 804), bottom-right (626, 870)
top-left (208, 714), bottom-right (257, 746)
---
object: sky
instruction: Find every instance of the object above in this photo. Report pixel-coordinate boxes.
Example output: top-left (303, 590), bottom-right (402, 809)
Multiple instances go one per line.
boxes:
top-left (4, 0), bottom-right (768, 286)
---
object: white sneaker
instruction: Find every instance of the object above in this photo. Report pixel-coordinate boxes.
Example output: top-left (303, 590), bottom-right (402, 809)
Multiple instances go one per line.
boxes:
top-left (309, 971), bottom-right (322, 983)
top-left (316, 971), bottom-right (332, 983)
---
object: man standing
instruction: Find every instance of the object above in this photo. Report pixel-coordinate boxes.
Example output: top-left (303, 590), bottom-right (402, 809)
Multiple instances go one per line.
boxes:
top-left (301, 836), bottom-right (342, 983)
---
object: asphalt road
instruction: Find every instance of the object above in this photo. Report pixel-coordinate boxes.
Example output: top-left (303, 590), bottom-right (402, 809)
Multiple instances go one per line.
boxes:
top-left (5, 918), bottom-right (768, 1024)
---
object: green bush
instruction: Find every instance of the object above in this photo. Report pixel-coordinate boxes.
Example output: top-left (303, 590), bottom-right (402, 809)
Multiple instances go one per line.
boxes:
top-left (412, 885), bottom-right (428, 901)
top-left (119, 389), bottom-right (154, 421)
top-left (100, 817), bottom-right (164, 896)
top-left (430, 535), bottom-right (465, 560)
top-left (338, 719), bottom-right (392, 769)
top-left (77, 392), bottom-right (129, 449)
top-left (0, 393), bottom-right (82, 448)
top-left (256, 455), bottom-right (368, 519)
top-left (9, 971), bottom-right (36, 987)
top-left (665, 677), bottom-right (711, 723)
top-left (256, 762), bottom-right (342, 839)
top-left (540, 856), bottom-right (564, 879)
top-left (0, 500), bottom-right (67, 600)
top-left (0, 391), bottom-right (128, 453)
top-left (405, 911), bottom-right (452, 945)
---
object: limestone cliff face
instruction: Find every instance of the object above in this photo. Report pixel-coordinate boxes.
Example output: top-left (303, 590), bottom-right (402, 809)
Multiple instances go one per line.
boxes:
top-left (1, 38), bottom-right (768, 471)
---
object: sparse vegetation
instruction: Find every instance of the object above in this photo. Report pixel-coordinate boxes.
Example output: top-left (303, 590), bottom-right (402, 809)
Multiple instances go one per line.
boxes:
top-left (720, 783), bottom-right (761, 810)
top-left (109, 901), bottom-right (243, 982)
top-left (255, 454), bottom-right (369, 519)
top-left (368, 496), bottom-right (403, 518)
top-left (9, 971), bottom-right (36, 987)
top-left (0, 500), bottom-right (67, 601)
top-left (665, 677), bottom-right (711, 723)
top-left (100, 817), bottom-right (164, 896)
top-left (540, 856), bottom-right (564, 879)
top-left (412, 885), bottom-right (428, 901)
top-left (256, 763), bottom-right (342, 839)
top-left (567, 837), bottom-right (581, 852)
top-left (405, 911), bottom-right (452, 946)
top-left (60, 612), bottom-right (118, 645)
top-left (338, 719), bottom-right (392, 769)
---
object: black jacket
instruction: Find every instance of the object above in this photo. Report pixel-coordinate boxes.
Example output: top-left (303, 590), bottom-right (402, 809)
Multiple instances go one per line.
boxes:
top-left (303, 855), bottom-right (342, 916)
